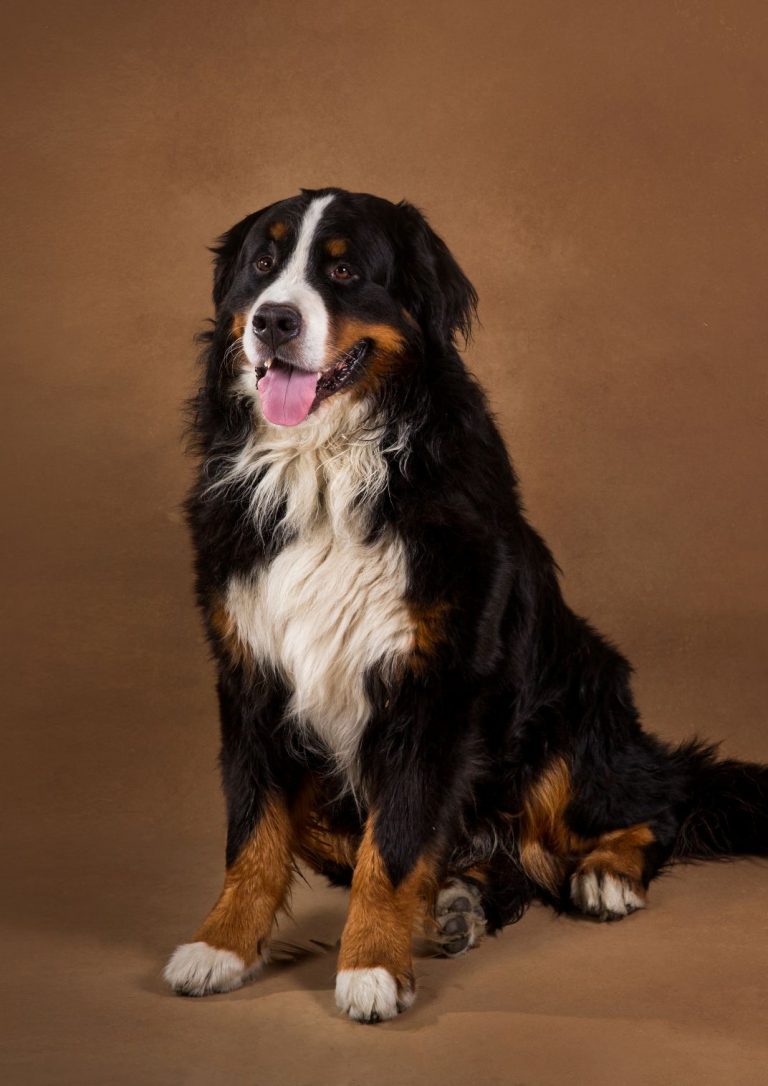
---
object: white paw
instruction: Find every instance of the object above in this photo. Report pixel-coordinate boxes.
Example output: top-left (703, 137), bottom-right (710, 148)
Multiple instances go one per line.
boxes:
top-left (163, 941), bottom-right (260, 996)
top-left (570, 870), bottom-right (646, 921)
top-left (335, 967), bottom-right (414, 1022)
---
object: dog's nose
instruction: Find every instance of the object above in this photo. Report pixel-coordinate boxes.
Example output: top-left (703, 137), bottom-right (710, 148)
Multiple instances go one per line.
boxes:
top-left (252, 304), bottom-right (302, 351)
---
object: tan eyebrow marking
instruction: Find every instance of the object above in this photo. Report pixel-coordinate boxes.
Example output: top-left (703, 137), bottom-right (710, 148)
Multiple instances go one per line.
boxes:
top-left (325, 238), bottom-right (348, 257)
top-left (268, 221), bottom-right (288, 240)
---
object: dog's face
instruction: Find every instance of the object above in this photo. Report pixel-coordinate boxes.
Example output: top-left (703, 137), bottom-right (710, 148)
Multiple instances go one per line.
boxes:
top-left (210, 188), bottom-right (477, 427)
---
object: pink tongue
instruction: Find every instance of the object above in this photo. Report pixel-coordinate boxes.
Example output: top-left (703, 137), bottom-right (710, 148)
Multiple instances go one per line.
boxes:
top-left (258, 362), bottom-right (320, 426)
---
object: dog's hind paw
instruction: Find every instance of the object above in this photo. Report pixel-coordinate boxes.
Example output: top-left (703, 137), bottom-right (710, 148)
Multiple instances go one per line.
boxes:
top-left (570, 870), bottom-right (646, 921)
top-left (433, 877), bottom-right (487, 957)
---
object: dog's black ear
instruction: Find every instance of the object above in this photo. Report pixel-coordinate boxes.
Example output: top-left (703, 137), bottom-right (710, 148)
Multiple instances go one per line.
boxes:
top-left (210, 205), bottom-right (274, 309)
top-left (395, 201), bottom-right (478, 348)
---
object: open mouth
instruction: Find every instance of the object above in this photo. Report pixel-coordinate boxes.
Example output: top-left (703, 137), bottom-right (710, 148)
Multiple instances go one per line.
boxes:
top-left (255, 340), bottom-right (370, 427)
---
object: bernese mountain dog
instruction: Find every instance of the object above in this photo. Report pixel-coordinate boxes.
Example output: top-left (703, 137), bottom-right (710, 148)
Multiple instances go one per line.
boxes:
top-left (164, 187), bottom-right (768, 1022)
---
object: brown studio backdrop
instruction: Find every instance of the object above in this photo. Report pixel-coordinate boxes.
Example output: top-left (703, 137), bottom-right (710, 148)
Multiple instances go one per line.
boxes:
top-left (1, 2), bottom-right (767, 1083)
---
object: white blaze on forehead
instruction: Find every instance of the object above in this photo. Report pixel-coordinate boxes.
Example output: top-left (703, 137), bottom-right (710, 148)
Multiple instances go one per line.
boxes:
top-left (244, 193), bottom-right (335, 372)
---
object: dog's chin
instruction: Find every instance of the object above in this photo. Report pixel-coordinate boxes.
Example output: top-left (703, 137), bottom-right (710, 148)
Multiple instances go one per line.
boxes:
top-left (254, 340), bottom-right (371, 428)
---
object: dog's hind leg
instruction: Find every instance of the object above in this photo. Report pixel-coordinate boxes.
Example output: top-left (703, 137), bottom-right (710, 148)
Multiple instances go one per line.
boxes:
top-left (293, 797), bottom-right (359, 887)
top-left (517, 754), bottom-right (663, 921)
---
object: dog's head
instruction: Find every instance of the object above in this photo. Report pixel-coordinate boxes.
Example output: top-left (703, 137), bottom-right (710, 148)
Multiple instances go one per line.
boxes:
top-left (210, 188), bottom-right (477, 427)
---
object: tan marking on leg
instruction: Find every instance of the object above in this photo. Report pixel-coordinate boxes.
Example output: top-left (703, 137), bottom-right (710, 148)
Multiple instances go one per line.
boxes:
top-left (296, 816), bottom-right (359, 872)
top-left (289, 777), bottom-right (359, 873)
top-left (519, 757), bottom-right (655, 897)
top-left (338, 818), bottom-right (437, 995)
top-left (575, 824), bottom-right (654, 887)
top-left (194, 795), bottom-right (293, 965)
top-left (519, 757), bottom-right (585, 893)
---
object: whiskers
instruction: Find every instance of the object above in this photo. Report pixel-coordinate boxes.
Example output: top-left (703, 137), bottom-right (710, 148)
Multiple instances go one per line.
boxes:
top-left (221, 335), bottom-right (247, 373)
top-left (329, 343), bottom-right (362, 369)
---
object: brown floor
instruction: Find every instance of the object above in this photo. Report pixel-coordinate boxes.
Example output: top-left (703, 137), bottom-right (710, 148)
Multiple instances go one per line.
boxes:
top-left (4, 836), bottom-right (768, 1085)
top-left (2, 1), bottom-right (767, 1082)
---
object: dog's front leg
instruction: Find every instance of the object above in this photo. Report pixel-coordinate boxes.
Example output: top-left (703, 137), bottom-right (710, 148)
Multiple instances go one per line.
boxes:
top-left (335, 813), bottom-right (436, 1022)
top-left (335, 681), bottom-right (473, 1022)
top-left (165, 671), bottom-right (296, 996)
top-left (165, 793), bottom-right (293, 996)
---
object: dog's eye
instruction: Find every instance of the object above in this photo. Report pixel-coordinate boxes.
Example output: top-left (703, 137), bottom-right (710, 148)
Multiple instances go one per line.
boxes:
top-left (255, 254), bottom-right (275, 273)
top-left (330, 263), bottom-right (357, 282)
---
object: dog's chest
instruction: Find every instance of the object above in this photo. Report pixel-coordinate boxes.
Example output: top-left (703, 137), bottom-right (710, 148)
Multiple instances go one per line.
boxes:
top-left (225, 524), bottom-right (414, 771)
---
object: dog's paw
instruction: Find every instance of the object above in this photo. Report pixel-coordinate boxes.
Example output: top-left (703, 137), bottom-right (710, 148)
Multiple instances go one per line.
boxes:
top-left (163, 941), bottom-right (262, 996)
top-left (335, 967), bottom-right (415, 1023)
top-left (434, 876), bottom-right (486, 956)
top-left (570, 869), bottom-right (646, 921)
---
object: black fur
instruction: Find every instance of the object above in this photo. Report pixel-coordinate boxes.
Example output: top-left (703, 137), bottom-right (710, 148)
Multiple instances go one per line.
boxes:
top-left (185, 186), bottom-right (767, 936)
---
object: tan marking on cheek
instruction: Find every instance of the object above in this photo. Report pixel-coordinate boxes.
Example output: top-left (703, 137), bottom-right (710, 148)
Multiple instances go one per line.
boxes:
top-left (331, 317), bottom-right (406, 357)
top-left (194, 795), bottom-right (293, 964)
top-left (269, 221), bottom-right (288, 240)
top-left (338, 818), bottom-right (437, 990)
top-left (318, 316), bottom-right (411, 402)
top-left (326, 317), bottom-right (409, 401)
top-left (231, 312), bottom-right (247, 339)
top-left (325, 238), bottom-right (348, 257)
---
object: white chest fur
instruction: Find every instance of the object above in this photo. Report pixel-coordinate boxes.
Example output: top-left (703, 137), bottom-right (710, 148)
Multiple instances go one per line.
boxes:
top-left (225, 525), bottom-right (413, 775)
top-left (216, 399), bottom-right (415, 780)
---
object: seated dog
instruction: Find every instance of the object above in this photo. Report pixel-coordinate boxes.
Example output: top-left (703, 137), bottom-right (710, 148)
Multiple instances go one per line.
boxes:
top-left (165, 188), bottom-right (768, 1022)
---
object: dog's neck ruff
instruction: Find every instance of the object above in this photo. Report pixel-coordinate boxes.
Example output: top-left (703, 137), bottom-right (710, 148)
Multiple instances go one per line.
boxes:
top-left (212, 396), bottom-right (406, 541)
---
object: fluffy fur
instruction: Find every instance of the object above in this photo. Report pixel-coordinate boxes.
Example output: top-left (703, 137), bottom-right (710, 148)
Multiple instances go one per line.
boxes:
top-left (168, 187), bottom-right (768, 1021)
top-left (163, 942), bottom-right (252, 996)
top-left (335, 967), bottom-right (411, 1022)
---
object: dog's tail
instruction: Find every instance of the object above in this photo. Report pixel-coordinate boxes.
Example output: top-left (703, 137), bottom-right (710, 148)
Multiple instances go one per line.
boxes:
top-left (671, 740), bottom-right (768, 860)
